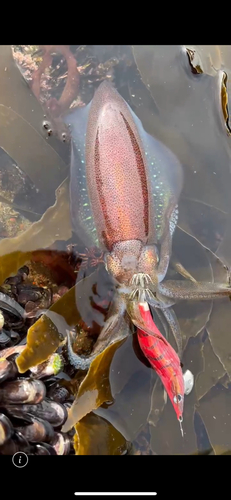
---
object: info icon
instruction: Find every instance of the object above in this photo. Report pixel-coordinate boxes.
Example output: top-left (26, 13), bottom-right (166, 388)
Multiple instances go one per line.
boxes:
top-left (12, 452), bottom-right (28, 468)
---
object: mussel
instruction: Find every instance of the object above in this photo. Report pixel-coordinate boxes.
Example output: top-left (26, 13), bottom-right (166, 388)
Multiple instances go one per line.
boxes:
top-left (0, 358), bottom-right (18, 383)
top-left (0, 438), bottom-right (20, 455)
top-left (15, 417), bottom-right (54, 443)
top-left (0, 413), bottom-right (14, 446)
top-left (50, 432), bottom-right (71, 455)
top-left (0, 310), bottom-right (4, 329)
top-left (0, 329), bottom-right (21, 347)
top-left (0, 345), bottom-right (25, 359)
top-left (0, 330), bottom-right (11, 347)
top-left (17, 284), bottom-right (44, 305)
top-left (4, 266), bottom-right (29, 286)
top-left (0, 379), bottom-right (46, 404)
top-left (7, 330), bottom-right (21, 344)
top-left (0, 292), bottom-right (25, 321)
top-left (34, 443), bottom-right (57, 455)
top-left (4, 400), bottom-right (68, 427)
top-left (0, 431), bottom-right (31, 455)
top-left (47, 383), bottom-right (70, 404)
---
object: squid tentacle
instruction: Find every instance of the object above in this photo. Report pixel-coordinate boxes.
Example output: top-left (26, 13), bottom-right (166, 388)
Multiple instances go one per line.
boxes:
top-left (160, 306), bottom-right (183, 359)
top-left (156, 205), bottom-right (179, 283)
top-left (158, 279), bottom-right (231, 300)
top-left (67, 296), bottom-right (127, 370)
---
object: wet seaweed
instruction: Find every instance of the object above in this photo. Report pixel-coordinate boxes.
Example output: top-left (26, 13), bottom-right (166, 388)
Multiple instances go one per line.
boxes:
top-left (62, 337), bottom-right (125, 433)
top-left (0, 178), bottom-right (72, 285)
top-left (73, 413), bottom-right (130, 455)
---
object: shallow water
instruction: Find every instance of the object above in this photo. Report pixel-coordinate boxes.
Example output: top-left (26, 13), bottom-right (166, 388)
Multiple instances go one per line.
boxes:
top-left (1, 45), bottom-right (231, 455)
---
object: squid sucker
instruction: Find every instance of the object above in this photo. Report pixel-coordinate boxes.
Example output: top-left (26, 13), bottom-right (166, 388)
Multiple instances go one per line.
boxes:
top-left (65, 81), bottom-right (231, 370)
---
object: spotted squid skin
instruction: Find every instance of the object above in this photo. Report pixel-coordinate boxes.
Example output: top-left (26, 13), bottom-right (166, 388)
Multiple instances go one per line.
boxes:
top-left (85, 81), bottom-right (153, 251)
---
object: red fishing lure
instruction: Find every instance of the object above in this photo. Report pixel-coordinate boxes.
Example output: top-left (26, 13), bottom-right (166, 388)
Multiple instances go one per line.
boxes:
top-left (137, 301), bottom-right (184, 436)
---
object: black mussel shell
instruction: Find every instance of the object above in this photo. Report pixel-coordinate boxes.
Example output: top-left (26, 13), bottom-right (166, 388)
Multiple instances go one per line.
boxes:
top-left (7, 330), bottom-right (21, 344)
top-left (41, 376), bottom-right (60, 387)
top-left (0, 292), bottom-right (25, 320)
top-left (14, 430), bottom-right (31, 450)
top-left (0, 310), bottom-right (4, 329)
top-left (50, 432), bottom-right (71, 455)
top-left (37, 400), bottom-right (68, 427)
top-left (0, 358), bottom-right (18, 383)
top-left (15, 417), bottom-right (54, 443)
top-left (0, 431), bottom-right (31, 455)
top-left (18, 266), bottom-right (30, 277)
top-left (47, 384), bottom-right (70, 403)
top-left (4, 400), bottom-right (68, 427)
top-left (4, 275), bottom-right (23, 286)
top-left (4, 266), bottom-right (29, 286)
top-left (17, 285), bottom-right (44, 305)
top-left (0, 413), bottom-right (14, 446)
top-left (34, 443), bottom-right (57, 455)
top-left (0, 379), bottom-right (46, 404)
top-left (0, 330), bottom-right (11, 346)
top-left (8, 414), bottom-right (33, 427)
top-left (0, 438), bottom-right (19, 455)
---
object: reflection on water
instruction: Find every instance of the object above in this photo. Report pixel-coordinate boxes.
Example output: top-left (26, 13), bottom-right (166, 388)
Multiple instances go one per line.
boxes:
top-left (1, 45), bottom-right (231, 454)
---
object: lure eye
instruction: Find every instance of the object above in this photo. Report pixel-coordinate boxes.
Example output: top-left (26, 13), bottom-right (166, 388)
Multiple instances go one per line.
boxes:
top-left (174, 394), bottom-right (183, 404)
top-left (179, 415), bottom-right (183, 422)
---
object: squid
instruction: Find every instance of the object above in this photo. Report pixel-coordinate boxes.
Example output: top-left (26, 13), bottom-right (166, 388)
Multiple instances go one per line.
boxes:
top-left (64, 81), bottom-right (231, 369)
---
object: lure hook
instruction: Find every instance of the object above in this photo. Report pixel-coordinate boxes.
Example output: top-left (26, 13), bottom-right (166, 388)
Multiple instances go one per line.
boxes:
top-left (179, 416), bottom-right (184, 437)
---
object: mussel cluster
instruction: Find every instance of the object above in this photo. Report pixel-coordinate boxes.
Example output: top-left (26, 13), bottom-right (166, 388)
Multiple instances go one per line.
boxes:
top-left (0, 265), bottom-right (53, 348)
top-left (0, 265), bottom-right (75, 455)
top-left (0, 349), bottom-right (75, 455)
